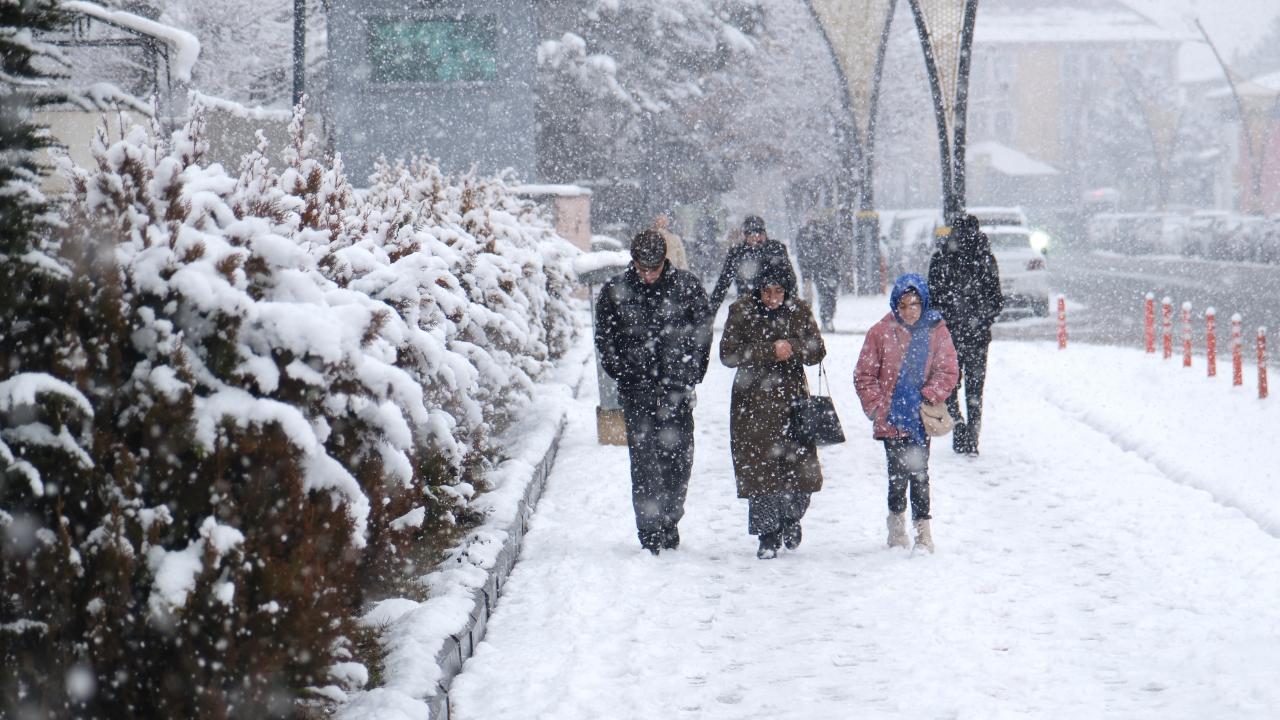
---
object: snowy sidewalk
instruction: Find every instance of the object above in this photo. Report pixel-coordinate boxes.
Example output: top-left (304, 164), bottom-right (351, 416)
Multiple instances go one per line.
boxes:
top-left (448, 297), bottom-right (1280, 719)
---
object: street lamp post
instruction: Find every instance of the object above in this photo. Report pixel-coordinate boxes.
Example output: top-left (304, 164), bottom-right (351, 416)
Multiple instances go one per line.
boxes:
top-left (292, 0), bottom-right (306, 107)
top-left (804, 0), bottom-right (898, 295)
top-left (907, 0), bottom-right (980, 226)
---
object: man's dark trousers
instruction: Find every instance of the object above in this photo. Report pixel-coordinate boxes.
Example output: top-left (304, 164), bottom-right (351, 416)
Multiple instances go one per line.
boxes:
top-left (947, 340), bottom-right (989, 453)
top-left (620, 390), bottom-right (694, 548)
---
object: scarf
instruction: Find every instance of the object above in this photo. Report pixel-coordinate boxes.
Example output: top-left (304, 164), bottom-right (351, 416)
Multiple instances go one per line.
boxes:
top-left (887, 275), bottom-right (942, 445)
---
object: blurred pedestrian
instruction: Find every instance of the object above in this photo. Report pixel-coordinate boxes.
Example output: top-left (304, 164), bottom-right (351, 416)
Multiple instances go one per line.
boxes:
top-left (595, 230), bottom-right (712, 554)
top-left (927, 214), bottom-right (1003, 455)
top-left (709, 215), bottom-right (797, 315)
top-left (653, 212), bottom-right (689, 270)
top-left (794, 210), bottom-right (843, 333)
top-left (688, 211), bottom-right (721, 285)
top-left (854, 274), bottom-right (959, 553)
top-left (720, 263), bottom-right (827, 559)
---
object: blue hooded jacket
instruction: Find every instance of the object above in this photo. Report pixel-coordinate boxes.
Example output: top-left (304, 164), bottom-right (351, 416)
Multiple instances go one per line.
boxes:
top-left (887, 274), bottom-right (944, 444)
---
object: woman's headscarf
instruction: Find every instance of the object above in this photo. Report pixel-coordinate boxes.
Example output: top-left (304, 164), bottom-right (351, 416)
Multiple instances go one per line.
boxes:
top-left (753, 260), bottom-right (795, 315)
top-left (887, 273), bottom-right (944, 444)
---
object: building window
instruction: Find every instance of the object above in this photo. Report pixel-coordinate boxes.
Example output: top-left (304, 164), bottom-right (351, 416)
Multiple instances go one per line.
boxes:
top-left (368, 17), bottom-right (498, 83)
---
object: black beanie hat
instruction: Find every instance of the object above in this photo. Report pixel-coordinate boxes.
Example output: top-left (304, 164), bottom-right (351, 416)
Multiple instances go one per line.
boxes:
top-left (630, 229), bottom-right (667, 267)
top-left (742, 215), bottom-right (766, 235)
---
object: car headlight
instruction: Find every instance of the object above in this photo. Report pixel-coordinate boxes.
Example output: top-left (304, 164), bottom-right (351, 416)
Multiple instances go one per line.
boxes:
top-left (1029, 230), bottom-right (1051, 253)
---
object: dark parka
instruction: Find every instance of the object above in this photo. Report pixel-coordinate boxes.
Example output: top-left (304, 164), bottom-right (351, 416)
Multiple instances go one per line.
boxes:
top-left (720, 292), bottom-right (826, 499)
top-left (926, 226), bottom-right (1004, 346)
top-left (708, 239), bottom-right (797, 313)
top-left (595, 263), bottom-right (712, 401)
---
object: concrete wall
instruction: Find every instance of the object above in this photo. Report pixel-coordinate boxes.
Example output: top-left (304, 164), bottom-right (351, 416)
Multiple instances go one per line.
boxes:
top-left (327, 0), bottom-right (538, 187)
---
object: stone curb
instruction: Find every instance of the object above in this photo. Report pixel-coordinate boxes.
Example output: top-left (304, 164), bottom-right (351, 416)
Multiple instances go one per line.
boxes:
top-left (423, 355), bottom-right (588, 719)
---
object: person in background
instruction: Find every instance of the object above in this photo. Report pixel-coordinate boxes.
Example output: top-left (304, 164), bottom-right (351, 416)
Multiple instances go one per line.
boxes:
top-left (854, 274), bottom-right (959, 553)
top-left (594, 230), bottom-right (712, 555)
top-left (927, 214), bottom-right (1003, 455)
top-left (653, 212), bottom-right (689, 271)
top-left (794, 210), bottom-right (843, 334)
top-left (708, 215), bottom-right (797, 316)
top-left (720, 263), bottom-right (826, 559)
top-left (688, 211), bottom-right (722, 285)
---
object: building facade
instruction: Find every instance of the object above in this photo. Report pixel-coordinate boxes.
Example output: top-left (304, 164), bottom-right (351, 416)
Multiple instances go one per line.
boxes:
top-left (327, 0), bottom-right (538, 185)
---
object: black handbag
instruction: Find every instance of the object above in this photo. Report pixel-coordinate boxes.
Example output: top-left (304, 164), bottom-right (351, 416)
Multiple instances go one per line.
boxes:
top-left (788, 363), bottom-right (846, 446)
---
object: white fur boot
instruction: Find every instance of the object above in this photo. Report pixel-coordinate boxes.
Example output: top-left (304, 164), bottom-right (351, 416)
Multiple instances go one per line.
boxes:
top-left (913, 518), bottom-right (934, 553)
top-left (886, 512), bottom-right (909, 548)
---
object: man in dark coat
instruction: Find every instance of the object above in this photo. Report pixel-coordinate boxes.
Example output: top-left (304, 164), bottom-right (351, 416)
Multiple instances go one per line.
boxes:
top-left (793, 211), bottom-right (843, 333)
top-left (926, 214), bottom-right (1004, 455)
top-left (595, 230), bottom-right (713, 554)
top-left (708, 215), bottom-right (797, 315)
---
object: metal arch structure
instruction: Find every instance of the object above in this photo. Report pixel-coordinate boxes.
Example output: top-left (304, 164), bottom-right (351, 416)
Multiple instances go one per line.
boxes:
top-left (907, 0), bottom-right (980, 226)
top-left (804, 0), bottom-right (898, 295)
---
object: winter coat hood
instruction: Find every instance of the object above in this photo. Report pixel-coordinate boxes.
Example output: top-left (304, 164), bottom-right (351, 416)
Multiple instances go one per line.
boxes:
top-left (889, 273), bottom-right (943, 328)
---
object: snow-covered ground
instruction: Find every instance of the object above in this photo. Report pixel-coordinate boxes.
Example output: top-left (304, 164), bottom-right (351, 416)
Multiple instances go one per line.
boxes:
top-left (447, 294), bottom-right (1280, 719)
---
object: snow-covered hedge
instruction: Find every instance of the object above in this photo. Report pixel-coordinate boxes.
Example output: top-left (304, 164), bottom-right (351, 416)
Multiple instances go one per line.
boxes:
top-left (0, 102), bottom-right (579, 716)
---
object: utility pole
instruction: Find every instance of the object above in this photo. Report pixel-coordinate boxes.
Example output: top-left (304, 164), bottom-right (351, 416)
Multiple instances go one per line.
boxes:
top-left (292, 0), bottom-right (306, 107)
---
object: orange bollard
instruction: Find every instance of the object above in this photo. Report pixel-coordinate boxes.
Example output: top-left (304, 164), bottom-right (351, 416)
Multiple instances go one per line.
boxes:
top-left (1181, 302), bottom-right (1193, 367)
top-left (1206, 308), bottom-right (1217, 378)
top-left (1057, 294), bottom-right (1067, 350)
top-left (1162, 297), bottom-right (1173, 359)
top-left (1232, 314), bottom-right (1243, 387)
top-left (1260, 327), bottom-right (1269, 400)
top-left (1144, 293), bottom-right (1155, 353)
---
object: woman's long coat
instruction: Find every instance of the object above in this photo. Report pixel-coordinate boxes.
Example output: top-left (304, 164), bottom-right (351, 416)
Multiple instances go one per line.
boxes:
top-left (720, 296), bottom-right (826, 498)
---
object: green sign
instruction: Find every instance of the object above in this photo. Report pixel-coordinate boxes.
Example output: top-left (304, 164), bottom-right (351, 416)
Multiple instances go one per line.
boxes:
top-left (369, 17), bottom-right (498, 83)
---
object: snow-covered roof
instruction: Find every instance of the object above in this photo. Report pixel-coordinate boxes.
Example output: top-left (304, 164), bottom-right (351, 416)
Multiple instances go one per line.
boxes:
top-left (509, 184), bottom-right (593, 198)
top-left (1205, 69), bottom-right (1280, 100)
top-left (975, 0), bottom-right (1191, 45)
top-left (62, 1), bottom-right (200, 83)
top-left (968, 141), bottom-right (1059, 177)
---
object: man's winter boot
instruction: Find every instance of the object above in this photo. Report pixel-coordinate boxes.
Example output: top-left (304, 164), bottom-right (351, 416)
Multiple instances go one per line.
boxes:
top-left (782, 521), bottom-right (802, 550)
top-left (756, 531), bottom-right (780, 559)
top-left (886, 513), bottom-right (909, 548)
top-left (661, 525), bottom-right (680, 550)
top-left (913, 518), bottom-right (934, 553)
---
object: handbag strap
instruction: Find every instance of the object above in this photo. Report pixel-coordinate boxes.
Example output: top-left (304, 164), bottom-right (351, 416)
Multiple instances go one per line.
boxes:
top-left (813, 361), bottom-right (831, 397)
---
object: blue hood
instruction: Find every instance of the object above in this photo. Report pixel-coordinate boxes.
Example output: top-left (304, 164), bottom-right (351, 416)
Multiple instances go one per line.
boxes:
top-left (889, 273), bottom-right (941, 327)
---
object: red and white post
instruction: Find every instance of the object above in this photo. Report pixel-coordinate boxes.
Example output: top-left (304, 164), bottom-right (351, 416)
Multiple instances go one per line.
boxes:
top-left (1232, 314), bottom-right (1243, 387)
top-left (1057, 294), bottom-right (1067, 350)
top-left (1181, 302), bottom-right (1193, 367)
top-left (1144, 293), bottom-right (1155, 354)
top-left (1206, 308), bottom-right (1217, 378)
top-left (1162, 297), bottom-right (1173, 359)
top-left (1260, 327), bottom-right (1269, 400)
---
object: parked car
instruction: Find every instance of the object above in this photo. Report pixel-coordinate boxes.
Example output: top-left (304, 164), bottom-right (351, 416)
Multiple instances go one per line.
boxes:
top-left (1261, 215), bottom-right (1280, 264)
top-left (982, 224), bottom-right (1051, 317)
top-left (1184, 211), bottom-right (1233, 259)
top-left (881, 208), bottom-right (942, 278)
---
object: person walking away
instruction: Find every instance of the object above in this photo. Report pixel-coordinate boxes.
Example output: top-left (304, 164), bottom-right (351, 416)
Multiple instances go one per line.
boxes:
top-left (720, 263), bottom-right (827, 559)
top-left (689, 211), bottom-right (721, 285)
top-left (927, 214), bottom-right (1002, 455)
top-left (653, 212), bottom-right (689, 271)
top-left (794, 211), bottom-right (843, 334)
top-left (595, 230), bottom-right (713, 554)
top-left (854, 274), bottom-right (959, 553)
top-left (709, 215), bottom-right (797, 316)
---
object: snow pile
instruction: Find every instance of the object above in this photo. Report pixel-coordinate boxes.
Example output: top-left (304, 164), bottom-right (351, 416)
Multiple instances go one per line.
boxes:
top-left (1, 100), bottom-right (580, 716)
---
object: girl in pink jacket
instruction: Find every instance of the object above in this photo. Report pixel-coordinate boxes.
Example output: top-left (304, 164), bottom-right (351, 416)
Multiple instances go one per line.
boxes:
top-left (854, 274), bottom-right (959, 552)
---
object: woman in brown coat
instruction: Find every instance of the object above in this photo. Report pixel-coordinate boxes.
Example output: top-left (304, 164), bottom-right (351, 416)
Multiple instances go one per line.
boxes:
top-left (720, 264), bottom-right (827, 559)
